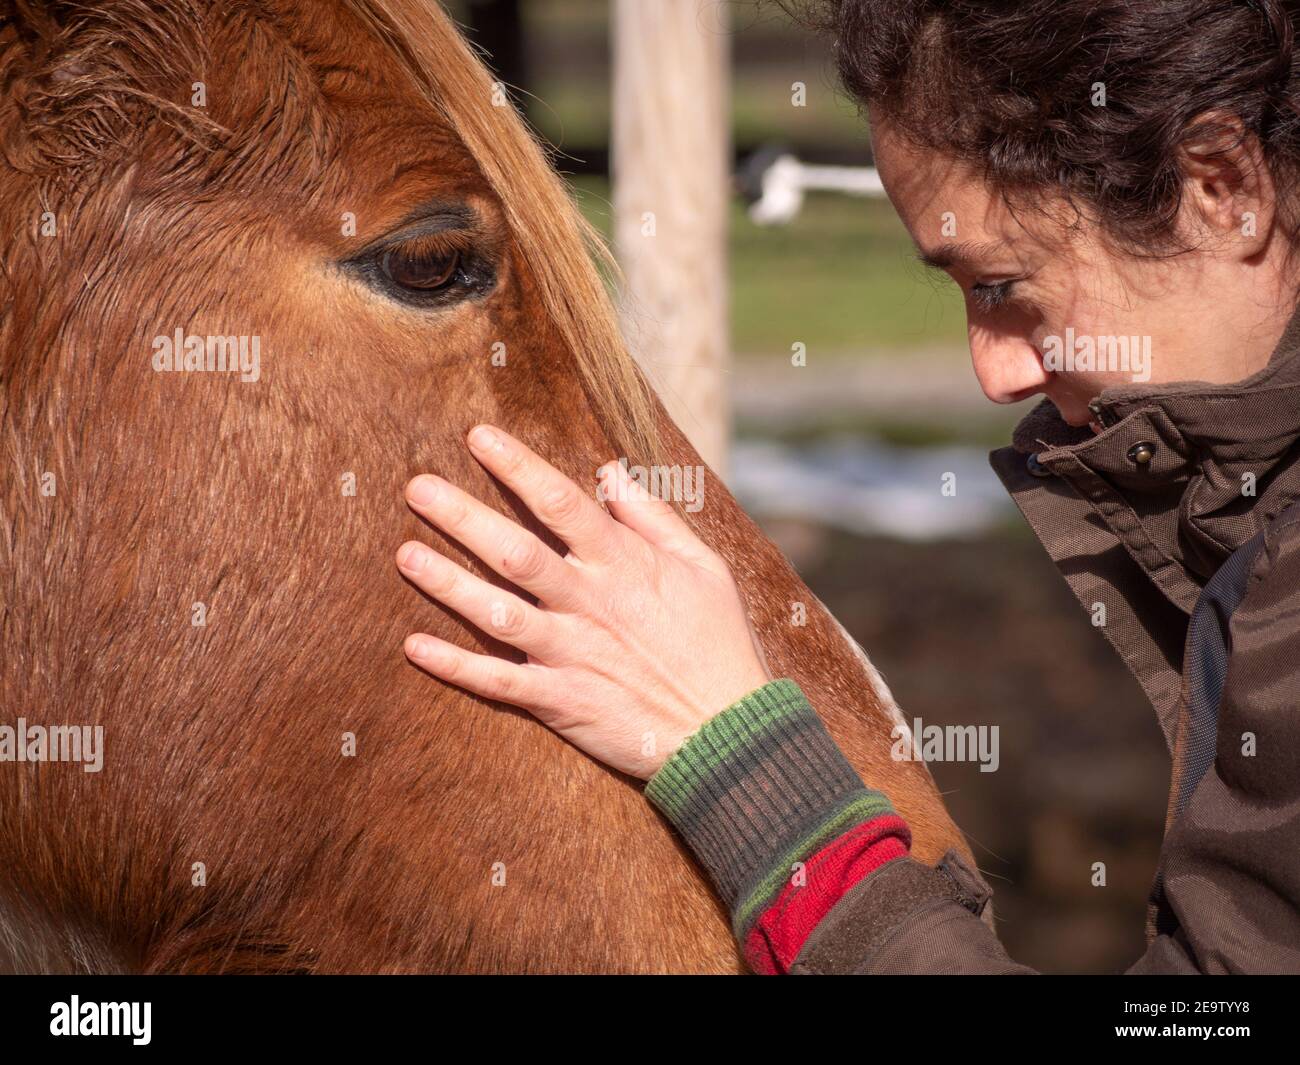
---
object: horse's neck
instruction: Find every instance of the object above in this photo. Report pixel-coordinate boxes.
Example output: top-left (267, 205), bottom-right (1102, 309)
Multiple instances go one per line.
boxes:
top-left (652, 409), bottom-right (967, 867)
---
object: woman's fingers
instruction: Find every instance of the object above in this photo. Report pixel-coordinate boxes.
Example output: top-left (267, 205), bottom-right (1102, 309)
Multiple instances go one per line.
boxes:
top-left (598, 459), bottom-right (716, 566)
top-left (404, 473), bottom-right (581, 608)
top-left (404, 632), bottom-right (547, 710)
top-left (466, 425), bottom-right (622, 563)
top-left (397, 541), bottom-right (553, 658)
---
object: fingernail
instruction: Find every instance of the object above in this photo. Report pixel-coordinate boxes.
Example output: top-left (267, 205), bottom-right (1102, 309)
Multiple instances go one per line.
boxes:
top-left (406, 636), bottom-right (430, 660)
top-left (468, 425), bottom-right (498, 452)
top-left (407, 475), bottom-right (439, 505)
top-left (397, 543), bottom-right (427, 573)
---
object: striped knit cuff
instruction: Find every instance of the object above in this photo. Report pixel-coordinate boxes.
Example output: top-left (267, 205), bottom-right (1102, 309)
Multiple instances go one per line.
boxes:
top-left (644, 678), bottom-right (901, 940)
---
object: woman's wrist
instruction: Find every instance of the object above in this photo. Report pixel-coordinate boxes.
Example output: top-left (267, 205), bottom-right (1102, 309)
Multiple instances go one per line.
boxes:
top-left (645, 679), bottom-right (909, 948)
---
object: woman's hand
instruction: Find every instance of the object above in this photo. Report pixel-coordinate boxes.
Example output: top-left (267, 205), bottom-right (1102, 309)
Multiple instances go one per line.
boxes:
top-left (396, 424), bottom-right (771, 779)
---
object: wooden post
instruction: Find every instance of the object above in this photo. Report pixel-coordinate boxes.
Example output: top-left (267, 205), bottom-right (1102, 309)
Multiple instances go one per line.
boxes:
top-left (611, 0), bottom-right (731, 475)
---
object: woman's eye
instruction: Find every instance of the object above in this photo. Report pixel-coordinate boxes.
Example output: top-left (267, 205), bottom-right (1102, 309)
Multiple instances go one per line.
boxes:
top-left (381, 244), bottom-right (461, 291)
top-left (970, 280), bottom-right (1016, 313)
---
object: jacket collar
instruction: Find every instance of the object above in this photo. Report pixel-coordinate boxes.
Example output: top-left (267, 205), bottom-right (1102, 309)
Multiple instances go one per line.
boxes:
top-left (1002, 305), bottom-right (1300, 614)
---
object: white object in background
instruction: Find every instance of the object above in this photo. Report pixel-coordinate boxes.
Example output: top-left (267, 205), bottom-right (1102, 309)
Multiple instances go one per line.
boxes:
top-left (748, 153), bottom-right (885, 225)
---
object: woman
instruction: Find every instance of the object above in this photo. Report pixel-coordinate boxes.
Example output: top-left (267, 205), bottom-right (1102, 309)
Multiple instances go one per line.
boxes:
top-left (395, 0), bottom-right (1300, 973)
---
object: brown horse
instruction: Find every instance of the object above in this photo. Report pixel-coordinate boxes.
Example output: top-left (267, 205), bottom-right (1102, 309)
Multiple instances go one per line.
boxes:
top-left (0, 0), bottom-right (971, 973)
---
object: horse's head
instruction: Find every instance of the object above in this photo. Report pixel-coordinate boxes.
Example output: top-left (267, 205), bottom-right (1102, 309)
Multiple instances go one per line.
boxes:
top-left (0, 0), bottom-right (671, 970)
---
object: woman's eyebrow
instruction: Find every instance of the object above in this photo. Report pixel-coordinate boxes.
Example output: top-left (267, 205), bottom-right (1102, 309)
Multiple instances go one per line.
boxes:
top-left (915, 239), bottom-right (1010, 272)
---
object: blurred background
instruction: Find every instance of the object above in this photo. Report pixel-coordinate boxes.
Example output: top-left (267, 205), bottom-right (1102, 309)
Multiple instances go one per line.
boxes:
top-left (447, 0), bottom-right (1168, 973)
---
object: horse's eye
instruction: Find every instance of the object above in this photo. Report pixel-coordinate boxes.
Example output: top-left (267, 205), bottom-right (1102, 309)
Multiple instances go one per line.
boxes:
top-left (381, 240), bottom-right (461, 291)
top-left (343, 220), bottom-right (495, 309)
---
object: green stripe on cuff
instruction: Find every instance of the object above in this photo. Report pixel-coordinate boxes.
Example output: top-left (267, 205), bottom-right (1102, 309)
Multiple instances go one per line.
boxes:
top-left (645, 678), bottom-right (809, 819)
top-left (644, 678), bottom-right (897, 925)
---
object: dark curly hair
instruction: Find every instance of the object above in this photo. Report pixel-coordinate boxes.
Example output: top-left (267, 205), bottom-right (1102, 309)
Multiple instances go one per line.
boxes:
top-left (790, 0), bottom-right (1300, 251)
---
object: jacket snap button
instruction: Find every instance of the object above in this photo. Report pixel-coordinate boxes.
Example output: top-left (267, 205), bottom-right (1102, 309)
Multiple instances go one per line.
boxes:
top-left (1127, 441), bottom-right (1157, 466)
top-left (1027, 453), bottom-right (1052, 478)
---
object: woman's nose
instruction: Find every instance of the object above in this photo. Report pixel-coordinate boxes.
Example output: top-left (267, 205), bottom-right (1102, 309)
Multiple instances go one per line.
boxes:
top-left (967, 325), bottom-right (1050, 404)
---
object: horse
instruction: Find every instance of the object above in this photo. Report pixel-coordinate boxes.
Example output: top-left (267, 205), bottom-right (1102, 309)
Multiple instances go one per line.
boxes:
top-left (0, 0), bottom-right (971, 973)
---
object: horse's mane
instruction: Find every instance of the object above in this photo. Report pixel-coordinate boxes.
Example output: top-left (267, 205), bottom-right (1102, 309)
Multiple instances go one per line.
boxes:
top-left (0, 0), bottom-right (663, 466)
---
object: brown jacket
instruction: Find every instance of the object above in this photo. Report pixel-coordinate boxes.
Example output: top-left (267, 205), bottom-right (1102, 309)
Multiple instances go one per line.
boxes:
top-left (792, 312), bottom-right (1300, 974)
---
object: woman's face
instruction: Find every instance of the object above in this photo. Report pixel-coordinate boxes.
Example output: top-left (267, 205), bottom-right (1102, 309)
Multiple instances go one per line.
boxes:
top-left (871, 116), bottom-right (1295, 428)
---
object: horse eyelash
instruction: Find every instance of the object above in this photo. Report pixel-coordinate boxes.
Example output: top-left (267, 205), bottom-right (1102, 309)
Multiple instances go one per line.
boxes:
top-left (385, 229), bottom-right (476, 260)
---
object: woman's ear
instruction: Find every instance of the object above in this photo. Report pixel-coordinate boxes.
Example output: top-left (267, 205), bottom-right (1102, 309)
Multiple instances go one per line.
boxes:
top-left (1177, 111), bottom-right (1276, 259)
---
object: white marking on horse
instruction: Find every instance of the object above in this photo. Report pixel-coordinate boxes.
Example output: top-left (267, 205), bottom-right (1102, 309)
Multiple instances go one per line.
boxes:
top-left (822, 605), bottom-right (911, 741)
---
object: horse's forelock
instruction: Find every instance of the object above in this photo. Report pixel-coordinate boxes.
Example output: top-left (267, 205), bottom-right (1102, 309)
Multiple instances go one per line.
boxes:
top-left (0, 0), bottom-right (219, 180)
top-left (0, 0), bottom-right (367, 205)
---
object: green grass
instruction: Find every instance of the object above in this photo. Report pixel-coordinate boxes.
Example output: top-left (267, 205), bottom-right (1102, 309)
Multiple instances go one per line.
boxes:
top-left (728, 190), bottom-right (967, 354)
top-left (569, 176), bottom-right (969, 357)
top-left (450, 3), bottom-right (969, 356)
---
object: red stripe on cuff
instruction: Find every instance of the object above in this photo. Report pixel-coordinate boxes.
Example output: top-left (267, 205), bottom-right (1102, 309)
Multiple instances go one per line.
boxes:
top-left (742, 814), bottom-right (912, 975)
